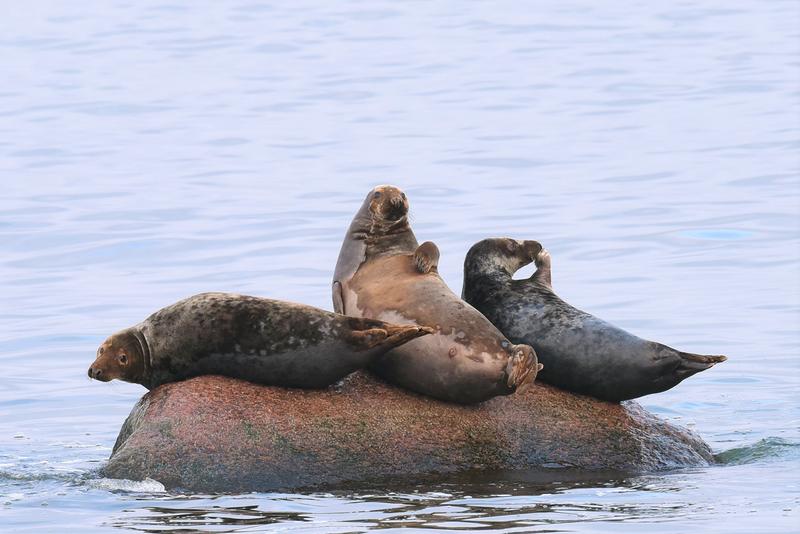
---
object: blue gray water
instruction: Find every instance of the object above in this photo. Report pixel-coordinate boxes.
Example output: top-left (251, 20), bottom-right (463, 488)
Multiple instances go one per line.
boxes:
top-left (1, 1), bottom-right (798, 532)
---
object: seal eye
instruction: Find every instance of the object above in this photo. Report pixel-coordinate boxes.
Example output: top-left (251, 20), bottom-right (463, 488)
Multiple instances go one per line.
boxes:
top-left (401, 192), bottom-right (406, 199)
top-left (373, 191), bottom-right (382, 199)
top-left (118, 353), bottom-right (128, 365)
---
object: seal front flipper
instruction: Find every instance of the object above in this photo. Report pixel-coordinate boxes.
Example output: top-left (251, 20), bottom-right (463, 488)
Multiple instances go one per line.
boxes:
top-left (332, 281), bottom-right (345, 314)
top-left (531, 247), bottom-right (553, 289)
top-left (413, 241), bottom-right (440, 274)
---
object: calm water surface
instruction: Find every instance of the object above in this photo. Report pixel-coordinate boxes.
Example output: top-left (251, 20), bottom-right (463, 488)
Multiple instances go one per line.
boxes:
top-left (1, 1), bottom-right (799, 532)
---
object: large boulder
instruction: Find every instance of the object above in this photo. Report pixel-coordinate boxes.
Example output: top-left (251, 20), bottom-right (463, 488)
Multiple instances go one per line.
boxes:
top-left (102, 373), bottom-right (714, 492)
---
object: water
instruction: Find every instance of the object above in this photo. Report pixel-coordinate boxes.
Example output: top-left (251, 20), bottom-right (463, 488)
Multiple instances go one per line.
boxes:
top-left (1, 0), bottom-right (798, 531)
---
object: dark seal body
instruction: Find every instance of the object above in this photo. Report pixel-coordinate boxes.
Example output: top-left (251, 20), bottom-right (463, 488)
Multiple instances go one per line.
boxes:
top-left (462, 238), bottom-right (726, 402)
top-left (89, 292), bottom-right (432, 390)
top-left (332, 186), bottom-right (539, 404)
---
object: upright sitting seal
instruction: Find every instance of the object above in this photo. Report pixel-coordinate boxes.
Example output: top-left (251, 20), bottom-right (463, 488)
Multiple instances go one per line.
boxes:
top-left (88, 292), bottom-right (432, 390)
top-left (462, 238), bottom-right (727, 402)
top-left (332, 186), bottom-right (540, 404)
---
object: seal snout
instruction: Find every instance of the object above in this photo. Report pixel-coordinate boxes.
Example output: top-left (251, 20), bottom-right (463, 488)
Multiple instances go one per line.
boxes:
top-left (88, 366), bottom-right (105, 381)
top-left (522, 240), bottom-right (543, 260)
top-left (385, 194), bottom-right (408, 220)
top-left (369, 185), bottom-right (409, 221)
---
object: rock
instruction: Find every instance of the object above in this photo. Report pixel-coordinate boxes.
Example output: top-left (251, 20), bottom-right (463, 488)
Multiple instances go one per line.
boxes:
top-left (102, 373), bottom-right (714, 492)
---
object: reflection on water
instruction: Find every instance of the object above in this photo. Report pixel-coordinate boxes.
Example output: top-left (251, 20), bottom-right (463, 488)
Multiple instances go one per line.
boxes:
top-left (102, 466), bottom-right (796, 532)
top-left (1, 0), bottom-right (798, 532)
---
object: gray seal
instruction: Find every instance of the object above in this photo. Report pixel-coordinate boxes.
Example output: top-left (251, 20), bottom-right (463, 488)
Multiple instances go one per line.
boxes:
top-left (88, 292), bottom-right (432, 390)
top-left (462, 238), bottom-right (727, 402)
top-left (332, 186), bottom-right (540, 404)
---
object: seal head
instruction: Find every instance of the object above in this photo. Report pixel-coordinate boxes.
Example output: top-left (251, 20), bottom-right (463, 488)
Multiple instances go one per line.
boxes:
top-left (89, 328), bottom-right (148, 385)
top-left (465, 238), bottom-right (543, 281)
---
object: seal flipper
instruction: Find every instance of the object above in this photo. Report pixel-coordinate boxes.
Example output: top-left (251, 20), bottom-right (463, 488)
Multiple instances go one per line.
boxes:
top-left (383, 324), bottom-right (435, 347)
top-left (674, 351), bottom-right (727, 378)
top-left (505, 344), bottom-right (542, 390)
top-left (348, 324), bottom-right (434, 351)
top-left (413, 241), bottom-right (440, 274)
top-left (332, 281), bottom-right (344, 314)
top-left (531, 248), bottom-right (553, 289)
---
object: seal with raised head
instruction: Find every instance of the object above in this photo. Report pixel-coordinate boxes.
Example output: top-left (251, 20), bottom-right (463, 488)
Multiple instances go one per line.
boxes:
top-left (88, 292), bottom-right (432, 390)
top-left (332, 186), bottom-right (540, 404)
top-left (462, 238), bottom-right (727, 402)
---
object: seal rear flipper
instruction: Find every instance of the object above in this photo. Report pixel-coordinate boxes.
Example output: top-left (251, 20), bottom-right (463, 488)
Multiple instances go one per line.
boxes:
top-left (384, 324), bottom-right (435, 348)
top-left (413, 241), bottom-right (440, 274)
top-left (505, 344), bottom-right (542, 390)
top-left (348, 325), bottom-right (433, 351)
top-left (674, 351), bottom-right (727, 377)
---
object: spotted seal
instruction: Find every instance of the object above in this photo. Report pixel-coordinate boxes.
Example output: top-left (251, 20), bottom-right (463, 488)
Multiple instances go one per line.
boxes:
top-left (462, 238), bottom-right (727, 401)
top-left (88, 292), bottom-right (432, 389)
top-left (332, 186), bottom-right (540, 404)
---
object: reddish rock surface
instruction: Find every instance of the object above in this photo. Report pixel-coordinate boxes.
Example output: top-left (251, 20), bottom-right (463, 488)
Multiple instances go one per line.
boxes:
top-left (103, 372), bottom-right (714, 492)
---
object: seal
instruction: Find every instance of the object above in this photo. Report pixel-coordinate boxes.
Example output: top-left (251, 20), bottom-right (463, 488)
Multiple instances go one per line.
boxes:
top-left (462, 238), bottom-right (727, 402)
top-left (88, 292), bottom-right (433, 390)
top-left (332, 186), bottom-right (541, 404)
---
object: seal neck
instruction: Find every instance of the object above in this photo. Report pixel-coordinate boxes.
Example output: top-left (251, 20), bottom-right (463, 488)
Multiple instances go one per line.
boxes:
top-left (130, 326), bottom-right (153, 388)
top-left (350, 211), bottom-right (418, 257)
top-left (462, 270), bottom-right (509, 304)
top-left (463, 257), bottom-right (514, 285)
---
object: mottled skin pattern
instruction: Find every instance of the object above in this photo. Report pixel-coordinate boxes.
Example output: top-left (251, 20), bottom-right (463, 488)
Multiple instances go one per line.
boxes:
top-left (332, 186), bottom-right (540, 404)
top-left (88, 292), bottom-right (432, 390)
top-left (462, 238), bottom-right (727, 402)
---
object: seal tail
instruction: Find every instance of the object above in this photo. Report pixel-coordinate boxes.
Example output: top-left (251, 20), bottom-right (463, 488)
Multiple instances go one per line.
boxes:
top-left (674, 352), bottom-right (727, 378)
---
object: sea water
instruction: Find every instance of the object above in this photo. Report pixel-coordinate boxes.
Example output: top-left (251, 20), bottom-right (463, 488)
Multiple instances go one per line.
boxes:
top-left (1, 1), bottom-right (798, 532)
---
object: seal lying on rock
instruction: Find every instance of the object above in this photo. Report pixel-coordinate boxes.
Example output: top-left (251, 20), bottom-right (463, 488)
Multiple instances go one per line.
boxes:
top-left (462, 238), bottom-right (727, 402)
top-left (88, 292), bottom-right (432, 390)
top-left (332, 186), bottom-right (540, 404)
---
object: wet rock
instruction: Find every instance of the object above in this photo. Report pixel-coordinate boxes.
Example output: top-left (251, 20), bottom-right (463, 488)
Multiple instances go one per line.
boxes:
top-left (103, 373), bottom-right (714, 492)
